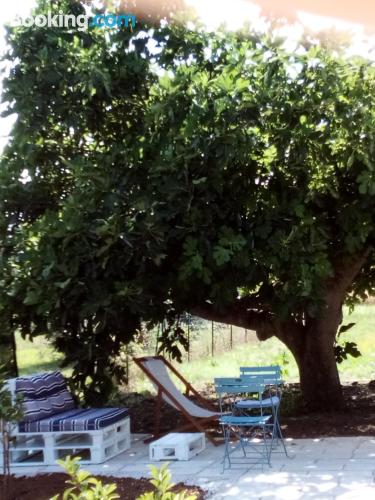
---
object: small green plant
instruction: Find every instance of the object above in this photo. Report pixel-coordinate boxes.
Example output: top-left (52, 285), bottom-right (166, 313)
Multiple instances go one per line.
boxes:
top-left (51, 456), bottom-right (119, 500)
top-left (272, 352), bottom-right (290, 378)
top-left (0, 369), bottom-right (24, 477)
top-left (54, 458), bottom-right (197, 500)
top-left (138, 463), bottom-right (197, 500)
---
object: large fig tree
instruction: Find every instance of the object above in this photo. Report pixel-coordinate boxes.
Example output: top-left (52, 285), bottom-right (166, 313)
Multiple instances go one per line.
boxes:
top-left (1, 0), bottom-right (374, 407)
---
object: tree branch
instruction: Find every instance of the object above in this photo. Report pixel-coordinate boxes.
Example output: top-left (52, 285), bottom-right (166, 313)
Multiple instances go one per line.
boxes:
top-left (331, 247), bottom-right (373, 296)
top-left (191, 299), bottom-right (279, 341)
top-left (310, 246), bottom-right (373, 337)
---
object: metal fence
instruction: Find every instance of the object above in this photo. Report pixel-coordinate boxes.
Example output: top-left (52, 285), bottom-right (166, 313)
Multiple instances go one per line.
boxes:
top-left (185, 321), bottom-right (252, 361)
top-left (124, 317), bottom-right (255, 385)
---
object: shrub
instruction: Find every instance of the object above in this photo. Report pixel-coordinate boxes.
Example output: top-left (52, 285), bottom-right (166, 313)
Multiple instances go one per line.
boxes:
top-left (54, 457), bottom-right (197, 500)
top-left (138, 463), bottom-right (197, 500)
top-left (51, 456), bottom-right (119, 500)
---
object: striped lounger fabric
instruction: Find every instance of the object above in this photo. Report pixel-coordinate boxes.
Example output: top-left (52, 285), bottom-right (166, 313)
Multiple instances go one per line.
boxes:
top-left (18, 407), bottom-right (130, 433)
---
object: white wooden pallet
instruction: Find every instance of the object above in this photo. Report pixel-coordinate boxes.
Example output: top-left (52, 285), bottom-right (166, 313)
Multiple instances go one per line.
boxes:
top-left (150, 432), bottom-right (206, 461)
top-left (1, 416), bottom-right (131, 466)
top-left (2, 375), bottom-right (131, 466)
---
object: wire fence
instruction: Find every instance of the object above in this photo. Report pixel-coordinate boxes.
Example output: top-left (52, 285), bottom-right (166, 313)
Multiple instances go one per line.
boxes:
top-left (185, 321), bottom-right (252, 361)
top-left (124, 317), bottom-right (255, 385)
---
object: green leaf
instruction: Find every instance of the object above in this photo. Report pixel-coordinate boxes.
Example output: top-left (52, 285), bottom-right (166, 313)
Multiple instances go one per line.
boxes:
top-left (338, 323), bottom-right (356, 336)
top-left (55, 278), bottom-right (72, 289)
top-left (213, 246), bottom-right (231, 266)
top-left (23, 291), bottom-right (40, 306)
top-left (192, 177), bottom-right (207, 185)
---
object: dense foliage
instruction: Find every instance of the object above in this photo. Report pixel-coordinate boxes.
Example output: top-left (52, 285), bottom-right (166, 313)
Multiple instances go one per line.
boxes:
top-left (1, 0), bottom-right (374, 407)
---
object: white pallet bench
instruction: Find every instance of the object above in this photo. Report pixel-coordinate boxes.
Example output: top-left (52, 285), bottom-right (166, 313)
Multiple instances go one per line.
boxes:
top-left (2, 374), bottom-right (131, 467)
top-left (5, 417), bottom-right (130, 466)
top-left (150, 432), bottom-right (206, 461)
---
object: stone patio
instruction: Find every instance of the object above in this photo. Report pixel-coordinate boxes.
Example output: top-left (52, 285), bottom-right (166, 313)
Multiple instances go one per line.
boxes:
top-left (11, 435), bottom-right (375, 499)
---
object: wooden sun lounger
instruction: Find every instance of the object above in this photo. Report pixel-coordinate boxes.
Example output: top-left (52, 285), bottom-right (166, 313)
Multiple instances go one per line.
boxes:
top-left (133, 355), bottom-right (222, 445)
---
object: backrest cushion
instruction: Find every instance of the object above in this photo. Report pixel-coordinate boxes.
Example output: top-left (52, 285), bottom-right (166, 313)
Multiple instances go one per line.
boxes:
top-left (16, 371), bottom-right (75, 422)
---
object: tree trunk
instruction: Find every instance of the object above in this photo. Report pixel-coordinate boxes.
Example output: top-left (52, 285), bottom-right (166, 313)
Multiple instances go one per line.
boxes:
top-left (0, 329), bottom-right (18, 378)
top-left (288, 325), bottom-right (343, 411)
top-left (192, 266), bottom-right (367, 412)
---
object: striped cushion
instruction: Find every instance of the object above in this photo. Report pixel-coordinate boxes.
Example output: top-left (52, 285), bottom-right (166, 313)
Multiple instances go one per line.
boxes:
top-left (18, 407), bottom-right (129, 433)
top-left (16, 371), bottom-right (75, 422)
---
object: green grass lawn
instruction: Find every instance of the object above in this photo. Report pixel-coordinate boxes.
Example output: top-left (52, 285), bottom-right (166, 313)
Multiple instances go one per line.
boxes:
top-left (16, 304), bottom-right (375, 391)
top-left (16, 334), bottom-right (63, 375)
top-left (336, 304), bottom-right (375, 382)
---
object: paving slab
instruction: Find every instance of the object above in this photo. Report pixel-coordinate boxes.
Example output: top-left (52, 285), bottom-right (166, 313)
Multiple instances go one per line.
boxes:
top-left (9, 435), bottom-right (375, 499)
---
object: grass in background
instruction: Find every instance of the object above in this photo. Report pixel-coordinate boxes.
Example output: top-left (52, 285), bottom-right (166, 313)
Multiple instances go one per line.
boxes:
top-left (16, 334), bottom-right (63, 375)
top-left (337, 304), bottom-right (375, 382)
top-left (16, 305), bottom-right (374, 391)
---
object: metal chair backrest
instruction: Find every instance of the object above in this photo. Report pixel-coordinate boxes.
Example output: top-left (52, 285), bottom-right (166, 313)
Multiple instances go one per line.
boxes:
top-left (239, 366), bottom-right (284, 403)
top-left (214, 377), bottom-right (265, 413)
top-left (240, 366), bottom-right (282, 384)
top-left (240, 365), bottom-right (281, 376)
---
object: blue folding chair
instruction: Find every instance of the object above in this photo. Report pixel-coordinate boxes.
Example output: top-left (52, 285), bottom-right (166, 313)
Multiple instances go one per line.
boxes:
top-left (239, 366), bottom-right (287, 457)
top-left (215, 377), bottom-right (274, 470)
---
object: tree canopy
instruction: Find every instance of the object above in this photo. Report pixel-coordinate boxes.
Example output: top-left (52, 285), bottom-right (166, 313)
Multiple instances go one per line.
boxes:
top-left (1, 0), bottom-right (374, 407)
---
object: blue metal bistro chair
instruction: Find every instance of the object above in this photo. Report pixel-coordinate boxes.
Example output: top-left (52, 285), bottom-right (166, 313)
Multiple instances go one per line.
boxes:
top-left (238, 366), bottom-right (287, 457)
top-left (215, 377), bottom-right (274, 470)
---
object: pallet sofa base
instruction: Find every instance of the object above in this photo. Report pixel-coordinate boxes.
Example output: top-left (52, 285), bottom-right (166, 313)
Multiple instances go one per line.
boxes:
top-left (3, 372), bottom-right (131, 467)
top-left (4, 416), bottom-right (130, 467)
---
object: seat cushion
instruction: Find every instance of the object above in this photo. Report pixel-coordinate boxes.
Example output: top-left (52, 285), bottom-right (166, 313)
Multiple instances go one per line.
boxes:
top-left (16, 371), bottom-right (75, 422)
top-left (18, 407), bottom-right (129, 433)
top-left (235, 396), bottom-right (280, 409)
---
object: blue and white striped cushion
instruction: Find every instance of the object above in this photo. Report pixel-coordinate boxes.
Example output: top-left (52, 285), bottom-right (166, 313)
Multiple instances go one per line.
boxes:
top-left (16, 371), bottom-right (68, 399)
top-left (18, 407), bottom-right (129, 432)
top-left (16, 371), bottom-right (75, 422)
